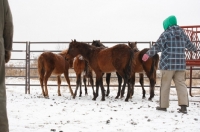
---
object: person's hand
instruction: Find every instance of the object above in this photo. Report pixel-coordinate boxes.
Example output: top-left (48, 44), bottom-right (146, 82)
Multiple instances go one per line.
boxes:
top-left (5, 50), bottom-right (11, 63)
top-left (142, 54), bottom-right (149, 61)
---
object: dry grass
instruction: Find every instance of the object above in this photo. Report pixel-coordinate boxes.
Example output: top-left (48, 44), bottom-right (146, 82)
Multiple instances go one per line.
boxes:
top-left (5, 60), bottom-right (200, 95)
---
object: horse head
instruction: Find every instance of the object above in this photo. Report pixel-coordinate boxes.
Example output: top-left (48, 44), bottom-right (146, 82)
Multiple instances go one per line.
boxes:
top-left (92, 40), bottom-right (106, 48)
top-left (128, 42), bottom-right (139, 52)
top-left (65, 39), bottom-right (78, 61)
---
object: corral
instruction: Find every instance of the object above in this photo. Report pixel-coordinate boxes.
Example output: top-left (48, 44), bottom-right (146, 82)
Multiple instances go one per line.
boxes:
top-left (5, 25), bottom-right (200, 98)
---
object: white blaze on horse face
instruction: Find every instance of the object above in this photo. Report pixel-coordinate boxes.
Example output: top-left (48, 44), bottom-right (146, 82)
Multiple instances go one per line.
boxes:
top-left (79, 56), bottom-right (84, 60)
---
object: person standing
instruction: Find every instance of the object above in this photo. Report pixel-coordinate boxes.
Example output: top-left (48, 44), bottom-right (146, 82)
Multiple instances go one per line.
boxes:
top-left (142, 15), bottom-right (197, 114)
top-left (0, 0), bottom-right (13, 131)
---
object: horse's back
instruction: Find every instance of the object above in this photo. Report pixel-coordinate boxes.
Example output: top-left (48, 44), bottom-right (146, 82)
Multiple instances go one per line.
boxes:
top-left (133, 52), bottom-right (144, 72)
top-left (138, 48), bottom-right (159, 72)
top-left (97, 44), bottom-right (133, 73)
top-left (38, 51), bottom-right (67, 75)
top-left (111, 44), bottom-right (133, 69)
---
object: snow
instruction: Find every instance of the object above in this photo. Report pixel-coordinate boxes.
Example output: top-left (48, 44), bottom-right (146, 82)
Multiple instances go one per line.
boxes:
top-left (6, 78), bottom-right (200, 132)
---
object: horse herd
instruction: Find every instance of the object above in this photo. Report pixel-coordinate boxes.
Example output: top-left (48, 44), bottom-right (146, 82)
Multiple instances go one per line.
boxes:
top-left (37, 40), bottom-right (159, 102)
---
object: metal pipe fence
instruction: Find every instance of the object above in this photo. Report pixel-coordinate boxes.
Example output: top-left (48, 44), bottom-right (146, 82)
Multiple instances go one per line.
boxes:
top-left (5, 41), bottom-right (200, 95)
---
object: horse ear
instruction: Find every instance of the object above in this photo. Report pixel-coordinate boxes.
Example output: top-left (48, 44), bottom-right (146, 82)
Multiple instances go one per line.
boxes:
top-left (128, 41), bottom-right (131, 46)
top-left (74, 39), bottom-right (76, 42)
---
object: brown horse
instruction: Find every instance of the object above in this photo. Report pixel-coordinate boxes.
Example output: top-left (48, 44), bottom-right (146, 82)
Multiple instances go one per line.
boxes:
top-left (92, 41), bottom-right (159, 100)
top-left (37, 50), bottom-right (74, 98)
top-left (73, 54), bottom-right (95, 99)
top-left (65, 39), bottom-right (134, 101)
top-left (126, 42), bottom-right (159, 100)
top-left (91, 40), bottom-right (122, 97)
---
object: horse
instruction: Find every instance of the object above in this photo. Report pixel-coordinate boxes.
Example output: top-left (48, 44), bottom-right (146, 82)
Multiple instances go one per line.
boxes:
top-left (92, 40), bottom-right (159, 100)
top-left (65, 39), bottom-right (134, 102)
top-left (125, 42), bottom-right (159, 100)
top-left (91, 40), bottom-right (122, 97)
top-left (73, 54), bottom-right (95, 99)
top-left (37, 50), bottom-right (74, 98)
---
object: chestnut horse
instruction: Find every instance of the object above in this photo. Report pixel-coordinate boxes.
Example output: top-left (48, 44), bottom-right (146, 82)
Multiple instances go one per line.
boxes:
top-left (65, 39), bottom-right (134, 101)
top-left (37, 50), bottom-right (74, 98)
top-left (73, 54), bottom-right (95, 99)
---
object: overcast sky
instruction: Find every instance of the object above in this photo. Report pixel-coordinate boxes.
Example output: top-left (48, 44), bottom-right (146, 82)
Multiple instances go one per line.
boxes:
top-left (9, 0), bottom-right (200, 42)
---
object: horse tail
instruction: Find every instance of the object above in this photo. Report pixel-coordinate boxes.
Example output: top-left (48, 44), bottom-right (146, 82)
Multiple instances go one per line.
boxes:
top-left (37, 54), bottom-right (45, 77)
top-left (124, 49), bottom-right (134, 79)
top-left (148, 53), bottom-right (159, 76)
top-left (84, 60), bottom-right (89, 76)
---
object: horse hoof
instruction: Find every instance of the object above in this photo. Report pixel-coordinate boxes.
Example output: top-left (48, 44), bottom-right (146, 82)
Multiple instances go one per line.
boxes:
top-left (92, 98), bottom-right (96, 101)
top-left (125, 99), bottom-right (129, 102)
top-left (148, 98), bottom-right (152, 101)
top-left (115, 96), bottom-right (119, 99)
top-left (73, 96), bottom-right (76, 99)
top-left (142, 97), bottom-right (146, 99)
top-left (44, 96), bottom-right (49, 99)
top-left (101, 98), bottom-right (105, 101)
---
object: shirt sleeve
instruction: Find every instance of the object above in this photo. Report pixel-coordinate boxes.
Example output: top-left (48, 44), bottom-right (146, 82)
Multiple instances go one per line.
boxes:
top-left (184, 34), bottom-right (197, 52)
top-left (146, 32), bottom-right (166, 57)
top-left (3, 0), bottom-right (13, 51)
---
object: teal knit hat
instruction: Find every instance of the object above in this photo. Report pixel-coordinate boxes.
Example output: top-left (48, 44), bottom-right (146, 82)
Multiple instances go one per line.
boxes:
top-left (163, 15), bottom-right (177, 30)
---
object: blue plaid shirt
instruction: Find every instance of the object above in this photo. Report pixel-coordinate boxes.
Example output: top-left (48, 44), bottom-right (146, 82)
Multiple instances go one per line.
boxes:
top-left (146, 25), bottom-right (197, 70)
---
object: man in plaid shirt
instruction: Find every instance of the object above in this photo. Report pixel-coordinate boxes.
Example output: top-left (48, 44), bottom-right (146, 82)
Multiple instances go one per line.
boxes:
top-left (142, 15), bottom-right (197, 114)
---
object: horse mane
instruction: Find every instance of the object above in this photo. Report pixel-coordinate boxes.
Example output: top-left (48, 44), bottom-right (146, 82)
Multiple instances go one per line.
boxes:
top-left (69, 40), bottom-right (100, 62)
top-left (59, 49), bottom-right (73, 67)
top-left (59, 50), bottom-right (68, 56)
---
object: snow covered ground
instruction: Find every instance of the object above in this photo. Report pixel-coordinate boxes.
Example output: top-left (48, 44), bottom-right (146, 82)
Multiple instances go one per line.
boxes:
top-left (5, 78), bottom-right (200, 132)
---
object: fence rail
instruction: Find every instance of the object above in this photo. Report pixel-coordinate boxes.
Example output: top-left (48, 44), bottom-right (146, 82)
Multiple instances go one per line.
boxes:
top-left (5, 41), bottom-right (200, 96)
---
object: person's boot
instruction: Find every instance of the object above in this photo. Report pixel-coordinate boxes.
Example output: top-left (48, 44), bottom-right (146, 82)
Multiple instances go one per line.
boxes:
top-left (156, 106), bottom-right (167, 111)
top-left (178, 105), bottom-right (187, 114)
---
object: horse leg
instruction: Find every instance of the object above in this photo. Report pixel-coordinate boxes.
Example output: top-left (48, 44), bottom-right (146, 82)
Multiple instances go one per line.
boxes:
top-left (148, 74), bottom-right (156, 101)
top-left (57, 75), bottom-right (61, 96)
top-left (74, 74), bottom-right (81, 99)
top-left (83, 75), bottom-right (88, 95)
top-left (99, 77), bottom-right (106, 101)
top-left (129, 74), bottom-right (135, 99)
top-left (105, 73), bottom-right (111, 96)
top-left (115, 72), bottom-right (122, 99)
top-left (44, 71), bottom-right (52, 98)
top-left (39, 72), bottom-right (45, 96)
top-left (64, 72), bottom-right (74, 96)
top-left (79, 76), bottom-right (82, 97)
top-left (93, 74), bottom-right (102, 101)
top-left (120, 79), bottom-right (127, 98)
top-left (125, 78), bottom-right (131, 102)
top-left (139, 73), bottom-right (146, 99)
top-left (88, 74), bottom-right (95, 96)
